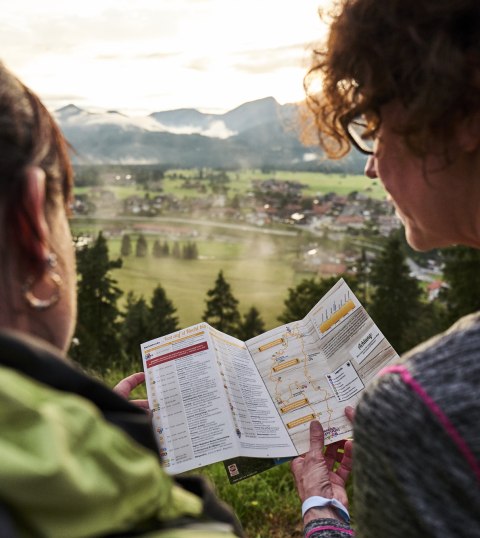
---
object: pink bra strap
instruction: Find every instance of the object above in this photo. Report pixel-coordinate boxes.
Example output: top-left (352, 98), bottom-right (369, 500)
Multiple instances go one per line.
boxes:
top-left (379, 365), bottom-right (480, 483)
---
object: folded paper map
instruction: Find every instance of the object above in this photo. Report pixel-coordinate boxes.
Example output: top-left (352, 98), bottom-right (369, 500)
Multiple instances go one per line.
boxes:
top-left (141, 278), bottom-right (398, 481)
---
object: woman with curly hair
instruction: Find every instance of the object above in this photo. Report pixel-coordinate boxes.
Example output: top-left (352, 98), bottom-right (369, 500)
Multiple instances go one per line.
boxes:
top-left (291, 0), bottom-right (480, 537)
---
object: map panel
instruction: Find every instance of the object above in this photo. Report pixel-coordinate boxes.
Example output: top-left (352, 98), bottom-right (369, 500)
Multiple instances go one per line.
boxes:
top-left (246, 279), bottom-right (398, 454)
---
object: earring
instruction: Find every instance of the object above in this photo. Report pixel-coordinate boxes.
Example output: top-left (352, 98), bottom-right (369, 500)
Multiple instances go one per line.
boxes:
top-left (23, 253), bottom-right (63, 311)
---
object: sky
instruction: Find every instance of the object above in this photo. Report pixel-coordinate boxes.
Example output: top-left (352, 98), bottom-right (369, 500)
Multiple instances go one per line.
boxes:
top-left (2, 0), bottom-right (330, 115)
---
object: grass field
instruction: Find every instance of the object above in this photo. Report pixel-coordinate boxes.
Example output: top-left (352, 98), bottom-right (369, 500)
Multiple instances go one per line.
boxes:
top-left (223, 169), bottom-right (385, 199)
top-left (70, 216), bottom-right (317, 330)
top-left (199, 461), bottom-right (304, 538)
top-left (162, 170), bottom-right (386, 200)
top-left (105, 234), bottom-right (312, 329)
top-left (75, 169), bottom-right (387, 201)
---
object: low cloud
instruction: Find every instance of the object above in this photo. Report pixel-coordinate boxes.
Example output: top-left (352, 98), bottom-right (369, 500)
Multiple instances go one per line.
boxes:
top-left (96, 51), bottom-right (180, 61)
top-left (202, 121), bottom-right (236, 139)
top-left (234, 56), bottom-right (305, 74)
top-left (150, 120), bottom-right (236, 139)
top-left (133, 51), bottom-right (181, 60)
top-left (233, 42), bottom-right (312, 74)
top-left (186, 57), bottom-right (212, 72)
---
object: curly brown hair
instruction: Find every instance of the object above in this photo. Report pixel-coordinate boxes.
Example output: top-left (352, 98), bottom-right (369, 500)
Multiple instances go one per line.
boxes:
top-left (305, 0), bottom-right (480, 158)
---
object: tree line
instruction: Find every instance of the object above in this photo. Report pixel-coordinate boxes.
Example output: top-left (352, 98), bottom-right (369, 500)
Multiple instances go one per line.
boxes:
top-left (70, 231), bottom-right (480, 376)
top-left (121, 233), bottom-right (198, 260)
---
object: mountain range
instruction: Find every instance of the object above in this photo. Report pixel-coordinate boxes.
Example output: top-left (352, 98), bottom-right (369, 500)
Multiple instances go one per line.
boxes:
top-left (55, 97), bottom-right (365, 172)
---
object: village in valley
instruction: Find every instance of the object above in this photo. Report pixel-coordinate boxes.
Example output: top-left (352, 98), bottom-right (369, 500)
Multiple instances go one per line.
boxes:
top-left (72, 166), bottom-right (445, 303)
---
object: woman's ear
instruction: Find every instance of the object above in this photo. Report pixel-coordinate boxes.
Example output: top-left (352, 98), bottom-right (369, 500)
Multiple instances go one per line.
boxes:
top-left (456, 111), bottom-right (480, 152)
top-left (13, 166), bottom-right (50, 276)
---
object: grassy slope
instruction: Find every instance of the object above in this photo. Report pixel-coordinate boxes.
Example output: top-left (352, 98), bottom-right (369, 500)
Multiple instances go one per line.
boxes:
top-left (105, 235), bottom-right (309, 329)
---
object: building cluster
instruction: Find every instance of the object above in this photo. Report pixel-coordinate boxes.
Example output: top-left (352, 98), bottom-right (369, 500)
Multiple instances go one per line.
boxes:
top-left (248, 180), bottom-right (401, 238)
top-left (73, 177), bottom-right (402, 240)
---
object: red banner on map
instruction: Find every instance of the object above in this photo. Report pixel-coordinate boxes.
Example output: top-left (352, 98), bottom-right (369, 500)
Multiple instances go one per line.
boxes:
top-left (146, 341), bottom-right (209, 368)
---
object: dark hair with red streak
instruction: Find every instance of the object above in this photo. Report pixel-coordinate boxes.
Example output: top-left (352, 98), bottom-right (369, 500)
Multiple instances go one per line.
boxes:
top-left (0, 63), bottom-right (73, 276)
top-left (305, 0), bottom-right (480, 158)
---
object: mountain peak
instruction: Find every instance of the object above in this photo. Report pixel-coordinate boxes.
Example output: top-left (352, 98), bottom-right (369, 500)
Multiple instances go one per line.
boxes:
top-left (55, 104), bottom-right (85, 116)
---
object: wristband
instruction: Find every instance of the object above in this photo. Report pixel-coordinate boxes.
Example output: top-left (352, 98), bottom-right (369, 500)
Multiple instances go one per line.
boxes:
top-left (301, 496), bottom-right (350, 523)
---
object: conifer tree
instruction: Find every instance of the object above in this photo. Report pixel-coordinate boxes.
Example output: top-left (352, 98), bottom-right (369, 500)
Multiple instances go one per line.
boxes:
top-left (152, 239), bottom-right (162, 258)
top-left (368, 235), bottom-right (424, 353)
top-left (182, 241), bottom-right (199, 260)
top-left (238, 306), bottom-right (265, 340)
top-left (440, 246), bottom-right (480, 325)
top-left (202, 270), bottom-right (241, 335)
top-left (121, 292), bottom-right (150, 372)
top-left (191, 242), bottom-right (198, 259)
top-left (278, 277), bottom-right (340, 323)
top-left (120, 233), bottom-right (132, 257)
top-left (70, 232), bottom-right (124, 373)
top-left (136, 234), bottom-right (148, 257)
top-left (172, 242), bottom-right (181, 258)
top-left (356, 248), bottom-right (370, 306)
top-left (148, 285), bottom-right (179, 338)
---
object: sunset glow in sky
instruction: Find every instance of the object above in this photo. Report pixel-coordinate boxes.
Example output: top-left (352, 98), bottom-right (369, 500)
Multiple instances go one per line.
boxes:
top-left (3, 0), bottom-right (330, 114)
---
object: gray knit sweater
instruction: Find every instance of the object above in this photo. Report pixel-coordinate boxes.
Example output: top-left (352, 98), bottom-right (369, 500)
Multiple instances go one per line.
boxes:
top-left (304, 312), bottom-right (480, 538)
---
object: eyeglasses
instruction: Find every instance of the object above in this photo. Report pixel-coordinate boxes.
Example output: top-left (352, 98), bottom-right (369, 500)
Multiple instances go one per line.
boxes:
top-left (340, 114), bottom-right (375, 155)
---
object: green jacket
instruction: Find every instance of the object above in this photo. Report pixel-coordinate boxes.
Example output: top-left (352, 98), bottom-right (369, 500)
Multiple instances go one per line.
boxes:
top-left (0, 329), bottom-right (242, 538)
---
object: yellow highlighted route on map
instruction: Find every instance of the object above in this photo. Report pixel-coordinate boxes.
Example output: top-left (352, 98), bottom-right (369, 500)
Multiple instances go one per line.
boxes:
top-left (259, 338), bottom-right (284, 352)
top-left (319, 300), bottom-right (355, 333)
top-left (287, 413), bottom-right (315, 429)
top-left (272, 358), bottom-right (299, 372)
top-left (281, 398), bottom-right (309, 414)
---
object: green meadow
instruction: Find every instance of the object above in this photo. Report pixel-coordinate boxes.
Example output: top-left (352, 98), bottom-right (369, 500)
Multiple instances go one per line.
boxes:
top-left (162, 169), bottom-right (386, 199)
top-left (71, 220), bottom-right (316, 330)
top-left (82, 169), bottom-right (385, 200)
